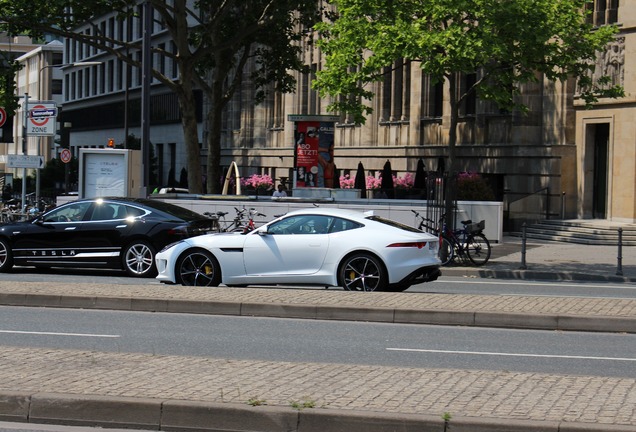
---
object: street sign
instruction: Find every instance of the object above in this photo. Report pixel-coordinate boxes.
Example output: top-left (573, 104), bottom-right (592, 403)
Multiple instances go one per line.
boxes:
top-left (60, 148), bottom-right (72, 164)
top-left (26, 101), bottom-right (57, 136)
top-left (0, 107), bottom-right (6, 128)
top-left (7, 154), bottom-right (45, 169)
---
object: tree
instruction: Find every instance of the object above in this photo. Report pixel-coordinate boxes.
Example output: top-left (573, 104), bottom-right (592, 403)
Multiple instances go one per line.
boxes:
top-left (314, 0), bottom-right (624, 227)
top-left (0, 0), bottom-right (318, 194)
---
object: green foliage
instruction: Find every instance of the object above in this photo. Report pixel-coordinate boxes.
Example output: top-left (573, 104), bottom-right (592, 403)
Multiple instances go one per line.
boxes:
top-left (0, 0), bottom-right (320, 194)
top-left (247, 397), bottom-right (267, 406)
top-left (0, 54), bottom-right (21, 114)
top-left (290, 398), bottom-right (316, 410)
top-left (37, 156), bottom-right (79, 196)
top-left (314, 0), bottom-right (624, 124)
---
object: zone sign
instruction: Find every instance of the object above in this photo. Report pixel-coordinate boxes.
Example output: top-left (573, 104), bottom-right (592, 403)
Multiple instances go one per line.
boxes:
top-left (27, 102), bottom-right (57, 136)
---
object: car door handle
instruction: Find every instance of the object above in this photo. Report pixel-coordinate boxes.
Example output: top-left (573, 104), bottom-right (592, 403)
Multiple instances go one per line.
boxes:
top-left (65, 227), bottom-right (77, 231)
top-left (116, 225), bottom-right (128, 228)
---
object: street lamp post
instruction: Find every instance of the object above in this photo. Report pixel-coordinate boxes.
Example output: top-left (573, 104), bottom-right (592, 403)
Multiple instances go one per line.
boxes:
top-left (37, 61), bottom-right (102, 205)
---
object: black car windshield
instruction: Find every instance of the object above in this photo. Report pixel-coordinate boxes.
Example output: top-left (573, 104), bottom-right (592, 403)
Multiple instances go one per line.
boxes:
top-left (366, 215), bottom-right (423, 233)
top-left (136, 199), bottom-right (206, 221)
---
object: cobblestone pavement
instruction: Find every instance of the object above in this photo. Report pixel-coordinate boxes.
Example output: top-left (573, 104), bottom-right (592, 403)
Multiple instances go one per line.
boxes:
top-left (1, 346), bottom-right (635, 428)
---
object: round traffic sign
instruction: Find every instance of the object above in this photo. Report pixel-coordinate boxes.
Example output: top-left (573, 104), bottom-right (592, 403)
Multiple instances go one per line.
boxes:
top-left (60, 148), bottom-right (72, 164)
top-left (0, 107), bottom-right (6, 128)
top-left (29, 104), bottom-right (50, 127)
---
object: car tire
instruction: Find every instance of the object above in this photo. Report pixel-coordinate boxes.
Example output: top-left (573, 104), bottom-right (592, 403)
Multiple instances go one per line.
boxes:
top-left (123, 240), bottom-right (157, 277)
top-left (338, 252), bottom-right (387, 292)
top-left (0, 238), bottom-right (13, 273)
top-left (176, 248), bottom-right (221, 287)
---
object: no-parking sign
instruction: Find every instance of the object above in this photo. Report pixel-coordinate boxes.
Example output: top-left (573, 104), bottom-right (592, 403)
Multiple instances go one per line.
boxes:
top-left (0, 107), bottom-right (6, 128)
top-left (27, 101), bottom-right (57, 136)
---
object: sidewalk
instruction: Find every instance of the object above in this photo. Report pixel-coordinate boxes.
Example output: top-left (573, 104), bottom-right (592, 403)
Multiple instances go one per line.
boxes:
top-left (0, 239), bottom-right (635, 432)
top-left (442, 235), bottom-right (636, 283)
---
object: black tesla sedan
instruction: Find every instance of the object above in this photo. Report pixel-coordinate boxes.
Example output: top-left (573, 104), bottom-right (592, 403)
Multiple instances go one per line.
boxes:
top-left (0, 197), bottom-right (217, 277)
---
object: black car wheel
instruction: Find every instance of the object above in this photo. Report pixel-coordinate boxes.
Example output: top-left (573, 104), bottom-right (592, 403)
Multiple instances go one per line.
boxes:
top-left (338, 253), bottom-right (387, 292)
top-left (123, 240), bottom-right (157, 277)
top-left (176, 249), bottom-right (221, 287)
top-left (0, 238), bottom-right (13, 272)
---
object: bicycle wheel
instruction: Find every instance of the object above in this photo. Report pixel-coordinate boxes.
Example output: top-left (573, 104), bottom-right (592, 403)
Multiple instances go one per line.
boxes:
top-left (439, 236), bottom-right (454, 266)
top-left (466, 233), bottom-right (491, 266)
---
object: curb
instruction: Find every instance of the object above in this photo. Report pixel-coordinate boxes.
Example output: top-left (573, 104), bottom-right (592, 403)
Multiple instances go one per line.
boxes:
top-left (1, 293), bottom-right (636, 333)
top-left (441, 267), bottom-right (636, 283)
top-left (1, 391), bottom-right (634, 432)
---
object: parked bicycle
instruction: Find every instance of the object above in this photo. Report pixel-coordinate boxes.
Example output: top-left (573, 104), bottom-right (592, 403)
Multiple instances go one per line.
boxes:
top-left (412, 209), bottom-right (491, 266)
top-left (204, 207), bottom-right (266, 233)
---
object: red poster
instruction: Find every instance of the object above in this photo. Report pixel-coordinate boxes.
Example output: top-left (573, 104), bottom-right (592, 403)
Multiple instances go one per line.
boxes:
top-left (294, 122), bottom-right (320, 187)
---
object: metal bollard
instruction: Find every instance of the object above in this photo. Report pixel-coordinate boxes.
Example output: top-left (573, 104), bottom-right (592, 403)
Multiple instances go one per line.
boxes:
top-left (520, 222), bottom-right (527, 270)
top-left (617, 227), bottom-right (623, 276)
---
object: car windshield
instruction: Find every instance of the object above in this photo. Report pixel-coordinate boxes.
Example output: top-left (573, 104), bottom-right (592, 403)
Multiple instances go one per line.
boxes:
top-left (366, 215), bottom-right (423, 233)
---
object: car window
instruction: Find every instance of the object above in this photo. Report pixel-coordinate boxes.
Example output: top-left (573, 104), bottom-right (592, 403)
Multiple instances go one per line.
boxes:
top-left (90, 203), bottom-right (118, 221)
top-left (43, 202), bottom-right (92, 223)
top-left (268, 215), bottom-right (334, 235)
top-left (329, 217), bottom-right (362, 233)
top-left (118, 205), bottom-right (146, 219)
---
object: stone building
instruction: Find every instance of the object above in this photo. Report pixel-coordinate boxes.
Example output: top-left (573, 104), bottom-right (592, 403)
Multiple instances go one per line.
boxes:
top-left (221, 0), bottom-right (634, 225)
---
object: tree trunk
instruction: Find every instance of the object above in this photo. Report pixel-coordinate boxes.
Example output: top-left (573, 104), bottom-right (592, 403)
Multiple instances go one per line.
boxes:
top-left (444, 74), bottom-right (459, 245)
top-left (176, 77), bottom-right (204, 194)
top-left (206, 79), bottom-right (225, 194)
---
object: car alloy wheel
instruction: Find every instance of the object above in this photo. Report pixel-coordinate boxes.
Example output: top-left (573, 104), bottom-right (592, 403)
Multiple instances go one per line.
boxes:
top-left (0, 238), bottom-right (13, 272)
top-left (123, 240), bottom-right (156, 277)
top-left (176, 249), bottom-right (221, 287)
top-left (339, 253), bottom-right (387, 292)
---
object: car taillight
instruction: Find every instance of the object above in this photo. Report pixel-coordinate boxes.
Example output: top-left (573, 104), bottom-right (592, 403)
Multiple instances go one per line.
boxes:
top-left (167, 226), bottom-right (189, 236)
top-left (387, 242), bottom-right (427, 249)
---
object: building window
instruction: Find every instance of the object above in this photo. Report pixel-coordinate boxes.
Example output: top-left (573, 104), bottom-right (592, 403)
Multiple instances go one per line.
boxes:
top-left (421, 74), bottom-right (443, 118)
top-left (459, 72), bottom-right (476, 117)
top-left (586, 0), bottom-right (619, 26)
top-left (380, 60), bottom-right (410, 122)
top-left (52, 79), bottom-right (63, 95)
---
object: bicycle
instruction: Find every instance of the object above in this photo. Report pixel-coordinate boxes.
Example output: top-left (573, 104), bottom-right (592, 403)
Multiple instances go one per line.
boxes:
top-left (412, 210), bottom-right (491, 266)
top-left (439, 216), bottom-right (491, 266)
top-left (204, 207), bottom-right (266, 233)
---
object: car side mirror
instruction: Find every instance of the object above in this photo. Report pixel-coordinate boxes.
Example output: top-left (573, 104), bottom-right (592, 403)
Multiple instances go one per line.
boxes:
top-left (257, 226), bottom-right (269, 236)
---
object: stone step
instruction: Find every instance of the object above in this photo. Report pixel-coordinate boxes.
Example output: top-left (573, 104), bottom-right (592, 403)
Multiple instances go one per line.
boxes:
top-left (511, 220), bottom-right (636, 246)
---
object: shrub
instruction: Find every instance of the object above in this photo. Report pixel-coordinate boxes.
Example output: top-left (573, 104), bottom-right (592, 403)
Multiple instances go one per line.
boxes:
top-left (456, 172), bottom-right (495, 201)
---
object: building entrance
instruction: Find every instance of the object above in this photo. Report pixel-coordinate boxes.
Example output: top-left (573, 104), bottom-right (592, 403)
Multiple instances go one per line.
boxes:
top-left (592, 123), bottom-right (610, 219)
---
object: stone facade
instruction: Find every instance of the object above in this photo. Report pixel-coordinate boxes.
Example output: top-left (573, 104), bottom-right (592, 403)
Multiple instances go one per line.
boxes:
top-left (219, 1), bottom-right (634, 224)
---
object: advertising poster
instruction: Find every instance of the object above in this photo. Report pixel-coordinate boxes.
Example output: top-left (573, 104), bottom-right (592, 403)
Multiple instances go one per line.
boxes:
top-left (290, 115), bottom-right (338, 188)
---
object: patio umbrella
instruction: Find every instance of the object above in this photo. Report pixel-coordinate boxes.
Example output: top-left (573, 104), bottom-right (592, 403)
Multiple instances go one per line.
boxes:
top-left (413, 158), bottom-right (426, 191)
top-left (413, 159), bottom-right (427, 199)
top-left (381, 159), bottom-right (394, 198)
top-left (354, 161), bottom-right (367, 198)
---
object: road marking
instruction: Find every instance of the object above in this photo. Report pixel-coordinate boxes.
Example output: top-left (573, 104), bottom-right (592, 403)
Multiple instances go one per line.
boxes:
top-left (386, 348), bottom-right (636, 362)
top-left (0, 330), bottom-right (120, 338)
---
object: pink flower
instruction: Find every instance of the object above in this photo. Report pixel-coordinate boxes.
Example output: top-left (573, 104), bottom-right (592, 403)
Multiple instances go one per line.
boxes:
top-left (393, 173), bottom-right (414, 189)
top-left (366, 176), bottom-right (382, 190)
top-left (339, 174), bottom-right (356, 189)
top-left (241, 174), bottom-right (274, 190)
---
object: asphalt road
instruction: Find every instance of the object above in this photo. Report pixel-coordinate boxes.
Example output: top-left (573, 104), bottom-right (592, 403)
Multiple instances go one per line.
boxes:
top-left (1, 305), bottom-right (635, 378)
